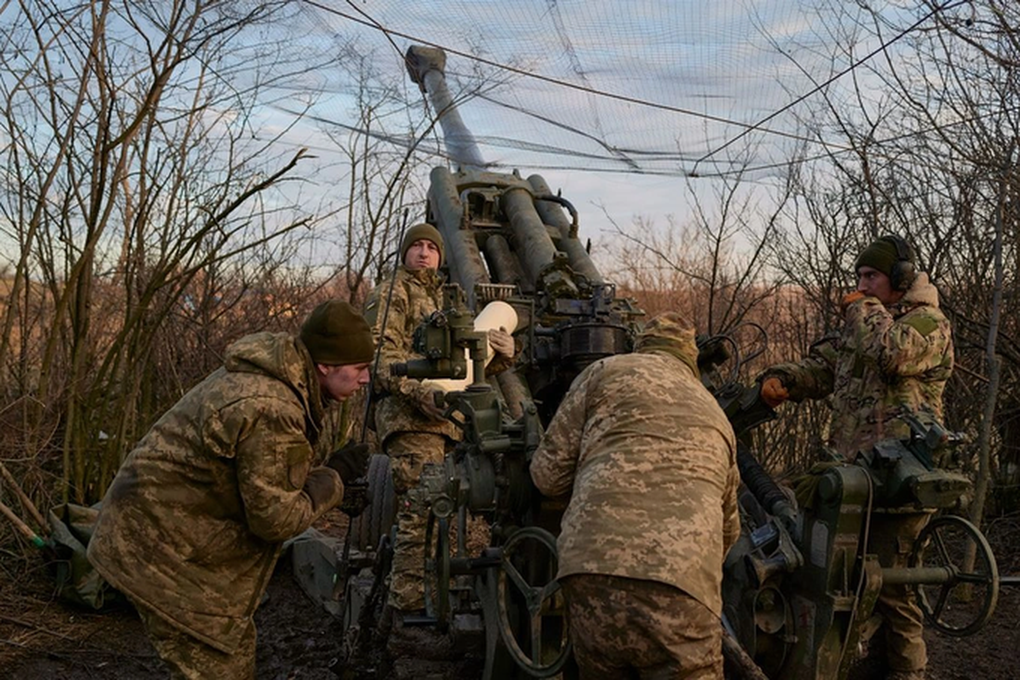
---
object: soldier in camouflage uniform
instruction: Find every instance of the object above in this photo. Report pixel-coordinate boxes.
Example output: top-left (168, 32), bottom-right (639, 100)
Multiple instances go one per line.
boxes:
top-left (530, 312), bottom-right (740, 679)
top-left (760, 235), bottom-right (953, 680)
top-left (363, 223), bottom-right (515, 616)
top-left (88, 299), bottom-right (376, 680)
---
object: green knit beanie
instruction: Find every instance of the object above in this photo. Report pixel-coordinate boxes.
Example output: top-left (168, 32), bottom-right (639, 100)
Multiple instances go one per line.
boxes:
top-left (300, 299), bottom-right (375, 366)
top-left (401, 223), bottom-right (444, 267)
top-left (634, 312), bottom-right (700, 377)
top-left (854, 238), bottom-right (900, 278)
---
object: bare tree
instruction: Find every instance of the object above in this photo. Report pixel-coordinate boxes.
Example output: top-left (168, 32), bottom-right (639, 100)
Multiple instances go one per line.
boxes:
top-left (0, 1), bottom-right (333, 504)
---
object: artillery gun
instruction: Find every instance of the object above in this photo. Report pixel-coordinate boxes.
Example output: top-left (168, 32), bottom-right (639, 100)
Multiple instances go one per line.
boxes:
top-left (333, 44), bottom-right (643, 680)
top-left (319, 44), bottom-right (1007, 680)
top-left (698, 341), bottom-right (1002, 679)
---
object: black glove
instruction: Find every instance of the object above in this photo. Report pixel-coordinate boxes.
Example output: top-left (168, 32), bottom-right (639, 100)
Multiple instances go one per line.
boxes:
top-left (339, 480), bottom-right (370, 517)
top-left (325, 441), bottom-right (372, 484)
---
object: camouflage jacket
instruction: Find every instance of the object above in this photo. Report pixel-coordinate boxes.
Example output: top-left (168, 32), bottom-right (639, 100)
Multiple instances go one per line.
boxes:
top-left (530, 350), bottom-right (740, 615)
top-left (765, 272), bottom-right (953, 458)
top-left (87, 332), bottom-right (344, 653)
top-left (363, 266), bottom-right (460, 445)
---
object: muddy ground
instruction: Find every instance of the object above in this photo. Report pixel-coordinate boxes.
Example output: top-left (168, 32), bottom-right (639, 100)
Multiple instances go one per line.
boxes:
top-left (1, 510), bottom-right (1017, 680)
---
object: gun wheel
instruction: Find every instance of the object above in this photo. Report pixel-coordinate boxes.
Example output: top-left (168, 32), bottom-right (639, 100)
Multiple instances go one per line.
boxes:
top-left (423, 514), bottom-right (451, 632)
top-left (911, 515), bottom-right (999, 637)
top-left (496, 527), bottom-right (572, 677)
top-left (350, 454), bottom-right (396, 552)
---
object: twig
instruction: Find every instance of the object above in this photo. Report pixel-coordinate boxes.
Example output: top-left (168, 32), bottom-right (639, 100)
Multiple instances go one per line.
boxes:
top-left (0, 613), bottom-right (80, 642)
top-left (0, 637), bottom-right (75, 662)
top-left (0, 461), bottom-right (50, 534)
top-left (0, 499), bottom-right (45, 548)
top-left (0, 613), bottom-right (157, 661)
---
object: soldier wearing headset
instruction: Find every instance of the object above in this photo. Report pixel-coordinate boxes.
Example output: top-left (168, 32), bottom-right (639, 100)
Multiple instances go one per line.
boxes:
top-left (759, 234), bottom-right (954, 680)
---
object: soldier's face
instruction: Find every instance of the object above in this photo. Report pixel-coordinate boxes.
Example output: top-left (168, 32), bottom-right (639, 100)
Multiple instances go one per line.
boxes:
top-left (318, 362), bottom-right (371, 401)
top-left (404, 239), bottom-right (440, 271)
top-left (856, 266), bottom-right (902, 305)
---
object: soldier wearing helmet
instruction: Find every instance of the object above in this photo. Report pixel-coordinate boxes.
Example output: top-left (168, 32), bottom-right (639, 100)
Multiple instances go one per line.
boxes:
top-left (531, 312), bottom-right (740, 678)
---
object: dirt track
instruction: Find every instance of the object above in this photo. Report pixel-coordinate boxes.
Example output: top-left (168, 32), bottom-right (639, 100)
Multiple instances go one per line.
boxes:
top-left (1, 513), bottom-right (1018, 680)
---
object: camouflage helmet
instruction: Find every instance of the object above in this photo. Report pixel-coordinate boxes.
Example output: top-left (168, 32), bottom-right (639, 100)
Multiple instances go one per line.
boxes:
top-left (634, 312), bottom-right (699, 377)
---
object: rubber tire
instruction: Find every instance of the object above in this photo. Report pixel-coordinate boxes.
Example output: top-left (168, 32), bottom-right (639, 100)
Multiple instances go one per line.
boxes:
top-left (351, 453), bottom-right (396, 552)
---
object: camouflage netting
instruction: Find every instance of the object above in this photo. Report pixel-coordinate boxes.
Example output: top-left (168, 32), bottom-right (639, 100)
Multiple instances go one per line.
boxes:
top-left (248, 0), bottom-right (957, 180)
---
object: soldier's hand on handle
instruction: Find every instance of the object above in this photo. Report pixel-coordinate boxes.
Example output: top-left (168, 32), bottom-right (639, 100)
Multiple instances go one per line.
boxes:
top-left (415, 385), bottom-right (447, 421)
top-left (488, 327), bottom-right (515, 358)
top-left (760, 376), bottom-right (789, 408)
top-left (325, 441), bottom-right (372, 484)
top-left (338, 480), bottom-right (370, 517)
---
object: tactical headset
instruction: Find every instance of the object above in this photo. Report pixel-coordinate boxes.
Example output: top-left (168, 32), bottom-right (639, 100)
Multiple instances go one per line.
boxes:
top-left (879, 234), bottom-right (917, 292)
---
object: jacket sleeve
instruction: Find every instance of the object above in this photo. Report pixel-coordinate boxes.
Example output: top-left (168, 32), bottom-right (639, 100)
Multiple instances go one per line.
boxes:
top-left (846, 299), bottom-right (952, 377)
top-left (529, 362), bottom-right (601, 497)
top-left (721, 438), bottom-right (741, 556)
top-left (363, 278), bottom-right (430, 403)
top-left (762, 334), bottom-right (839, 402)
top-left (230, 398), bottom-right (343, 543)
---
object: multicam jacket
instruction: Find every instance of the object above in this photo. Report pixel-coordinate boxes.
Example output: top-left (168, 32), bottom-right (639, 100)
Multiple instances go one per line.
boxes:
top-left (530, 350), bottom-right (740, 615)
top-left (363, 266), bottom-right (460, 445)
top-left (765, 272), bottom-right (953, 458)
top-left (87, 332), bottom-right (344, 653)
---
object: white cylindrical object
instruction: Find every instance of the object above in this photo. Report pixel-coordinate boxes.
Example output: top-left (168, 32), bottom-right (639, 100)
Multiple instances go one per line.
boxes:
top-left (423, 301), bottom-right (518, 392)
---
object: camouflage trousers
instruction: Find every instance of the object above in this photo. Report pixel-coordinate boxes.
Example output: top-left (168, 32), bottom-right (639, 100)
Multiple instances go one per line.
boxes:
top-left (134, 601), bottom-right (256, 680)
top-left (869, 512), bottom-right (931, 674)
top-left (384, 431), bottom-right (450, 612)
top-left (561, 574), bottom-right (723, 680)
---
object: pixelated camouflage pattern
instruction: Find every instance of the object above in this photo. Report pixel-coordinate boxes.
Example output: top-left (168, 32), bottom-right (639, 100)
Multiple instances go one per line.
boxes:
top-left (766, 272), bottom-right (952, 458)
top-left (562, 573), bottom-right (723, 679)
top-left (88, 332), bottom-right (345, 654)
top-left (530, 345), bottom-right (740, 615)
top-left (384, 431), bottom-right (449, 611)
top-left (363, 266), bottom-right (460, 444)
top-left (135, 599), bottom-right (256, 680)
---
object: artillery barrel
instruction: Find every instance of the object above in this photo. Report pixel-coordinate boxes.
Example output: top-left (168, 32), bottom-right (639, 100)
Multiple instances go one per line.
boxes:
top-left (405, 45), bottom-right (485, 170)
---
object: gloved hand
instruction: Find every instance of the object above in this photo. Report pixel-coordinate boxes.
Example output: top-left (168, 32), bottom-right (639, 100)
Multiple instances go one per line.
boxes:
top-left (325, 441), bottom-right (372, 484)
top-left (416, 385), bottom-right (447, 420)
top-left (339, 480), bottom-right (370, 517)
top-left (760, 376), bottom-right (789, 408)
top-left (304, 468), bottom-right (343, 512)
top-left (488, 327), bottom-right (515, 359)
top-left (793, 461), bottom-right (842, 511)
top-left (841, 290), bottom-right (866, 309)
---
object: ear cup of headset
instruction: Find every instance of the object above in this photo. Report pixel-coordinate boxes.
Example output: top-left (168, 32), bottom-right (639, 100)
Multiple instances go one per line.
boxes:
top-left (881, 235), bottom-right (917, 291)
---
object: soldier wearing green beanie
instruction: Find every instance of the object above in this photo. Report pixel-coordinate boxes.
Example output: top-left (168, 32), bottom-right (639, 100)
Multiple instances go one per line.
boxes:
top-left (89, 299), bottom-right (375, 678)
top-left (300, 298), bottom-right (375, 367)
top-left (758, 234), bottom-right (951, 680)
top-left (363, 222), bottom-right (515, 631)
top-left (400, 223), bottom-right (445, 268)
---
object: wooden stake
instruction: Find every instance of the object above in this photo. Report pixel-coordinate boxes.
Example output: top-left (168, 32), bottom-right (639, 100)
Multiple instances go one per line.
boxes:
top-left (0, 498), bottom-right (45, 549)
top-left (0, 461), bottom-right (50, 534)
